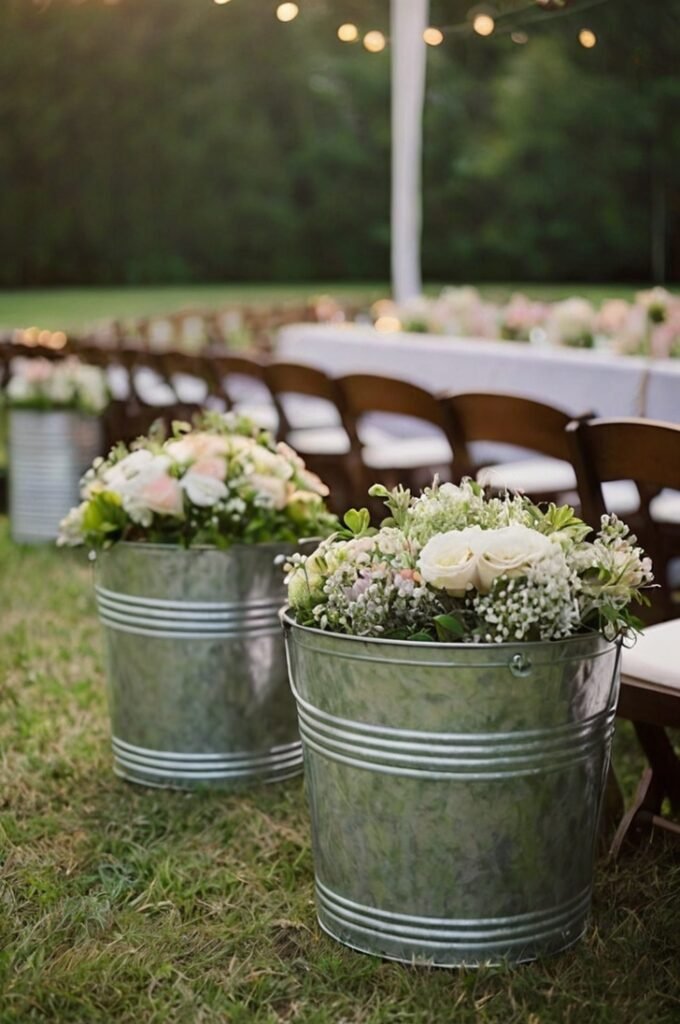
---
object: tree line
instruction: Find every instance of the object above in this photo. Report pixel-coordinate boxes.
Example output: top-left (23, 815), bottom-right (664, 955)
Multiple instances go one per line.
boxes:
top-left (0, 0), bottom-right (678, 286)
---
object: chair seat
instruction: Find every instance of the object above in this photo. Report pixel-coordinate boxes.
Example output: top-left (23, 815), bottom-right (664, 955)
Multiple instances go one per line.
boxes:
top-left (134, 368), bottom-right (177, 406)
top-left (287, 424), bottom-right (393, 457)
top-left (281, 395), bottom-right (342, 430)
top-left (650, 490), bottom-right (680, 524)
top-left (599, 480), bottom-right (640, 516)
top-left (232, 402), bottom-right (279, 432)
top-left (362, 435), bottom-right (453, 471)
top-left (170, 374), bottom-right (209, 404)
top-left (622, 619), bottom-right (680, 695)
top-left (287, 426), bottom-right (350, 455)
top-left (477, 457), bottom-right (576, 495)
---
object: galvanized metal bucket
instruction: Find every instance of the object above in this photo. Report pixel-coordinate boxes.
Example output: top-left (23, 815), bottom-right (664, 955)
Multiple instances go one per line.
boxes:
top-left (95, 543), bottom-right (303, 789)
top-left (282, 612), bottom-right (621, 967)
top-left (9, 408), bottom-right (103, 544)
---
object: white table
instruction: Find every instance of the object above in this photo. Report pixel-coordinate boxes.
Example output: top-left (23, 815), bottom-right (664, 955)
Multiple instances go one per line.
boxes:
top-left (277, 323), bottom-right (679, 421)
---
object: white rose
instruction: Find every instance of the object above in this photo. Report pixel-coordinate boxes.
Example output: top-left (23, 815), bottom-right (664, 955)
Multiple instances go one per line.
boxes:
top-left (418, 526), bottom-right (483, 596)
top-left (251, 473), bottom-right (288, 510)
top-left (250, 446), bottom-right (293, 480)
top-left (181, 470), bottom-right (228, 507)
top-left (476, 524), bottom-right (553, 593)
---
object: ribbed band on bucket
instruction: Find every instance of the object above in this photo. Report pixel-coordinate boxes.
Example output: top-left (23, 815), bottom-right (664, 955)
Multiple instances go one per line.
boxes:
top-left (96, 586), bottom-right (283, 640)
top-left (315, 877), bottom-right (591, 966)
top-left (111, 736), bottom-right (303, 785)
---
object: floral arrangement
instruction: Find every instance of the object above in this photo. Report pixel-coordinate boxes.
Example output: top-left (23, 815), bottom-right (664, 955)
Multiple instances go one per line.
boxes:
top-left (58, 413), bottom-right (338, 549)
top-left (285, 480), bottom-right (653, 644)
top-left (5, 356), bottom-right (109, 415)
top-left (371, 286), bottom-right (680, 357)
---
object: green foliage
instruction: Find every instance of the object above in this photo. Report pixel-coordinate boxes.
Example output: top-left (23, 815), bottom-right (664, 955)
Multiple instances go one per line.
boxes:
top-left (81, 490), bottom-right (127, 539)
top-left (433, 612), bottom-right (465, 641)
top-left (0, 0), bottom-right (678, 287)
top-left (339, 507), bottom-right (374, 539)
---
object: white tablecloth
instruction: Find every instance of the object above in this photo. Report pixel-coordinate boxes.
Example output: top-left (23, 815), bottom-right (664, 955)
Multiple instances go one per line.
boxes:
top-left (277, 324), bottom-right (679, 422)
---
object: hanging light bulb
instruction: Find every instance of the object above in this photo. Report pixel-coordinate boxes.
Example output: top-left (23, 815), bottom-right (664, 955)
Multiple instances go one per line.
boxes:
top-left (337, 23), bottom-right (359, 43)
top-left (276, 3), bottom-right (299, 23)
top-left (213, 0), bottom-right (232, 5)
top-left (578, 28), bottom-right (597, 48)
top-left (363, 30), bottom-right (386, 53)
top-left (423, 27), bottom-right (444, 46)
top-left (473, 13), bottom-right (495, 36)
top-left (511, 30), bottom-right (528, 44)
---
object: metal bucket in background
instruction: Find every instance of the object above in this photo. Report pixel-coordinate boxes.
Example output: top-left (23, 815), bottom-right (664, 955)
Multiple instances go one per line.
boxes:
top-left (283, 613), bottom-right (621, 967)
top-left (95, 543), bottom-right (303, 789)
top-left (9, 408), bottom-right (103, 544)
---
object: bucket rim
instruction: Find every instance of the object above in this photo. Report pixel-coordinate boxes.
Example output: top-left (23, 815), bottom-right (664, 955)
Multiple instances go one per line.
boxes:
top-left (96, 537), bottom-right (321, 555)
top-left (280, 608), bottom-right (619, 655)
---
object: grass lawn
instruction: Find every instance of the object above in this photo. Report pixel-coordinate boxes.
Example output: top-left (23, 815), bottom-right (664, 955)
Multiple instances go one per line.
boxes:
top-left (0, 283), bottom-right (674, 333)
top-left (1, 522), bottom-right (679, 1024)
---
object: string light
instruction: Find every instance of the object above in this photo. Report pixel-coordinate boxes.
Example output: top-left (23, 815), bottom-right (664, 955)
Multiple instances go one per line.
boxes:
top-left (337, 23), bottom-right (359, 43)
top-left (423, 27), bottom-right (444, 46)
top-left (578, 28), bottom-right (597, 48)
top-left (213, 0), bottom-right (232, 5)
top-left (511, 30), bottom-right (528, 44)
top-left (472, 14), bottom-right (495, 37)
top-left (363, 30), bottom-right (386, 53)
top-left (276, 3), bottom-right (299, 23)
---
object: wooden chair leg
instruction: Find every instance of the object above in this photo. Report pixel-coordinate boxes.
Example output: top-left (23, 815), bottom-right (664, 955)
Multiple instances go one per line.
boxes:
top-left (609, 768), bottom-right (663, 858)
top-left (633, 722), bottom-right (680, 812)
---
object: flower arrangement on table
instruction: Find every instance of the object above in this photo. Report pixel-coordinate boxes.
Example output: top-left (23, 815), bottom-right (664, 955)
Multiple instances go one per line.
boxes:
top-left (286, 480), bottom-right (653, 644)
top-left (371, 286), bottom-right (680, 357)
top-left (58, 413), bottom-right (338, 549)
top-left (5, 356), bottom-right (109, 415)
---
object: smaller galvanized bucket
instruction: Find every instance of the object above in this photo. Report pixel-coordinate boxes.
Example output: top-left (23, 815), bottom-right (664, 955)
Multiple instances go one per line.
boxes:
top-left (9, 408), bottom-right (102, 544)
top-left (95, 543), bottom-right (302, 789)
top-left (283, 613), bottom-right (621, 967)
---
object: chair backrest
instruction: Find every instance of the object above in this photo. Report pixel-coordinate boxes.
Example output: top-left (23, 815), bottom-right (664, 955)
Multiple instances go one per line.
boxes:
top-left (567, 417), bottom-right (680, 622)
top-left (265, 361), bottom-right (346, 439)
top-left (336, 373), bottom-right (455, 452)
top-left (206, 353), bottom-right (278, 433)
top-left (567, 417), bottom-right (680, 520)
top-left (207, 353), bottom-right (270, 404)
top-left (440, 392), bottom-right (577, 478)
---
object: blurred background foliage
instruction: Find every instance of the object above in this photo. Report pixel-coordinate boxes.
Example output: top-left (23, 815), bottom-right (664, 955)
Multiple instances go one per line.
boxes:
top-left (0, 0), bottom-right (678, 287)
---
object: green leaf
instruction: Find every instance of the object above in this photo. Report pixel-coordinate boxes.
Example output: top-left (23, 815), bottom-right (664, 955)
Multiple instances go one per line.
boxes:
top-left (434, 613), bottom-right (465, 641)
top-left (409, 630), bottom-right (435, 643)
top-left (342, 507), bottom-right (371, 537)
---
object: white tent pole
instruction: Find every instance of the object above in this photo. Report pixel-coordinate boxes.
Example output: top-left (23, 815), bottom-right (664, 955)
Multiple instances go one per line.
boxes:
top-left (390, 0), bottom-right (429, 303)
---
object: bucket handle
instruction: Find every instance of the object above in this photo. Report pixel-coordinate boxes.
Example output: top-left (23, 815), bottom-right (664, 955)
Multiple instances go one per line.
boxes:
top-left (508, 652), bottom-right (532, 678)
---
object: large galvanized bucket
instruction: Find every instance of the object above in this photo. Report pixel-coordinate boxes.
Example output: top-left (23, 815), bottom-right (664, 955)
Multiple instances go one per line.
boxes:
top-left (9, 409), bottom-right (103, 543)
top-left (95, 543), bottom-right (302, 789)
top-left (282, 613), bottom-right (621, 967)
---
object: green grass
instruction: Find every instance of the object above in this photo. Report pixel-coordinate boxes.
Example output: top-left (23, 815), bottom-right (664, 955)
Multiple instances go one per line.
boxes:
top-left (0, 285), bottom-right (386, 333)
top-left (1, 520), bottom-right (679, 1024)
top-left (1, 283), bottom-right (676, 332)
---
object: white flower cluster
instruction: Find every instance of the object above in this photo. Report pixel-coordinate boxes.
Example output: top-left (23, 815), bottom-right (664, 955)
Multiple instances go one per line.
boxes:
top-left (58, 415), bottom-right (336, 549)
top-left (6, 356), bottom-right (108, 415)
top-left (287, 480), bottom-right (653, 644)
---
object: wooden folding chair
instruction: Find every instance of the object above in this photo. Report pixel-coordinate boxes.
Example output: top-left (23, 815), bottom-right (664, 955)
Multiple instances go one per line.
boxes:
top-left (265, 361), bottom-right (354, 513)
top-left (336, 374), bottom-right (456, 508)
top-left (440, 392), bottom-right (583, 503)
top-left (567, 417), bottom-right (680, 850)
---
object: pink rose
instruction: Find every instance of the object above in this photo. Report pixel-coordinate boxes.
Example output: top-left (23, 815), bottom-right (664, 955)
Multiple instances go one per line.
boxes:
top-left (190, 456), bottom-right (227, 481)
top-left (140, 474), bottom-right (185, 517)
